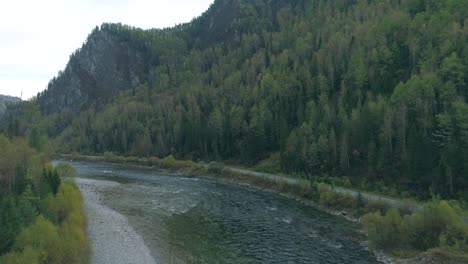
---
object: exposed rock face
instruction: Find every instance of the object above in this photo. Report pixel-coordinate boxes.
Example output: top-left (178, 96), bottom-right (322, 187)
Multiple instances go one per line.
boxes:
top-left (36, 27), bottom-right (148, 115)
top-left (28, 0), bottom-right (296, 118)
top-left (0, 95), bottom-right (20, 116)
top-left (34, 0), bottom-right (287, 116)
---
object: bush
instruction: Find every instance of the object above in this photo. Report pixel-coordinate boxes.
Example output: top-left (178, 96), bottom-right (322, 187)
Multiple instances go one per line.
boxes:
top-left (254, 153), bottom-right (281, 173)
top-left (297, 180), bottom-right (313, 198)
top-left (363, 200), bottom-right (468, 256)
top-left (317, 183), bottom-right (356, 209)
top-left (12, 215), bottom-right (62, 263)
top-left (148, 156), bottom-right (161, 166)
top-left (1, 246), bottom-right (41, 264)
top-left (362, 208), bottom-right (407, 251)
top-left (208, 162), bottom-right (224, 173)
top-left (1, 182), bottom-right (89, 264)
top-left (162, 154), bottom-right (176, 165)
top-left (362, 199), bottom-right (390, 215)
top-left (55, 163), bottom-right (76, 178)
top-left (71, 152), bottom-right (79, 161)
top-left (319, 186), bottom-right (339, 207)
top-left (406, 200), bottom-right (465, 251)
top-left (103, 151), bottom-right (115, 161)
top-left (48, 182), bottom-right (84, 224)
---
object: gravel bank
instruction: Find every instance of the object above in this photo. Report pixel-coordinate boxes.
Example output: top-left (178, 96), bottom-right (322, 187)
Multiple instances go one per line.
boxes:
top-left (75, 178), bottom-right (156, 264)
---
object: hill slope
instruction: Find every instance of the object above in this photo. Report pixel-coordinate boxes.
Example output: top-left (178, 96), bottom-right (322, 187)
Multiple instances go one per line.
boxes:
top-left (3, 0), bottom-right (468, 200)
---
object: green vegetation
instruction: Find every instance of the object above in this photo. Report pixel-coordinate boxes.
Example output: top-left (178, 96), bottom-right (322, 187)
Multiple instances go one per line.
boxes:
top-left (69, 152), bottom-right (468, 260)
top-left (254, 153), bottom-right (282, 174)
top-left (363, 201), bottom-right (468, 259)
top-left (0, 135), bottom-right (88, 263)
top-left (1, 0), bottom-right (467, 261)
top-left (55, 162), bottom-right (77, 178)
top-left (3, 0), bottom-right (467, 202)
top-left (2, 183), bottom-right (88, 264)
top-left (73, 153), bottom-right (205, 175)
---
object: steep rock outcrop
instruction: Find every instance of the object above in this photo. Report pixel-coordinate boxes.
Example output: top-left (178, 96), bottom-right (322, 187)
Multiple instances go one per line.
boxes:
top-left (36, 27), bottom-right (148, 114)
top-left (0, 95), bottom-right (20, 116)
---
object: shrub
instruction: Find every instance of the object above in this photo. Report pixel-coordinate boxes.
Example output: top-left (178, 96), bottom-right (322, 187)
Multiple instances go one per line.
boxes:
top-left (363, 200), bottom-right (468, 256)
top-left (363, 208), bottom-right (407, 251)
top-left (163, 154), bottom-right (176, 164)
top-left (406, 200), bottom-right (465, 251)
top-left (55, 163), bottom-right (76, 178)
top-left (208, 162), bottom-right (224, 173)
top-left (103, 151), bottom-right (115, 161)
top-left (1, 182), bottom-right (89, 264)
top-left (319, 187), bottom-right (338, 207)
top-left (363, 199), bottom-right (390, 215)
top-left (71, 152), bottom-right (79, 160)
top-left (12, 215), bottom-right (62, 263)
top-left (317, 183), bottom-right (356, 209)
top-left (0, 246), bottom-right (41, 264)
top-left (297, 180), bottom-right (313, 198)
top-left (254, 153), bottom-right (281, 173)
top-left (148, 156), bottom-right (161, 166)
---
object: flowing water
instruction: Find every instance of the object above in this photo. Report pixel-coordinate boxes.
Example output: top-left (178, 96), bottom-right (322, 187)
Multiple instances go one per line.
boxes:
top-left (63, 160), bottom-right (381, 264)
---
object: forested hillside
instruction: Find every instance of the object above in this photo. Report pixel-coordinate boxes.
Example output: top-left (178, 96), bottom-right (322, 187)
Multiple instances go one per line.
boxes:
top-left (2, 0), bottom-right (467, 200)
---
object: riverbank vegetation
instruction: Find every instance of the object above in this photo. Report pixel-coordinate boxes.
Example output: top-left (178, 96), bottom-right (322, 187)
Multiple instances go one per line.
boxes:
top-left (0, 135), bottom-right (88, 264)
top-left (363, 201), bottom-right (468, 260)
top-left (66, 152), bottom-right (468, 261)
top-left (216, 168), bottom-right (468, 261)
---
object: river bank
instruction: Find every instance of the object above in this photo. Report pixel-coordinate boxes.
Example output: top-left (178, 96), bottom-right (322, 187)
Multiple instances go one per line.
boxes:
top-left (64, 160), bottom-right (385, 263)
top-left (59, 154), bottom-right (467, 264)
top-left (75, 178), bottom-right (156, 264)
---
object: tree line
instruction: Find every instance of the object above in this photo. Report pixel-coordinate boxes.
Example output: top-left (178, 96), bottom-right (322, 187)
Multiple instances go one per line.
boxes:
top-left (2, 0), bottom-right (468, 201)
top-left (0, 134), bottom-right (88, 263)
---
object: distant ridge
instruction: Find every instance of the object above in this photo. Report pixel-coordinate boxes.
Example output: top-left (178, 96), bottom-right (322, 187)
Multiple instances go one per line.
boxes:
top-left (0, 94), bottom-right (21, 115)
top-left (0, 94), bottom-right (21, 102)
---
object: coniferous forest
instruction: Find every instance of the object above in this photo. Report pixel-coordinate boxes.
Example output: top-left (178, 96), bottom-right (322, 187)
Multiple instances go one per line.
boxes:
top-left (2, 0), bottom-right (468, 202)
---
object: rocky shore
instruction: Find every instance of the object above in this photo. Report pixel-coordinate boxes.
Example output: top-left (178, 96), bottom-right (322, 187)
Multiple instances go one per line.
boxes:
top-left (75, 178), bottom-right (156, 264)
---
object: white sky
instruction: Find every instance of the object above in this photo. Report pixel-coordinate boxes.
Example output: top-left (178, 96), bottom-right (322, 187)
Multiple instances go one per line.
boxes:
top-left (0, 0), bottom-right (214, 100)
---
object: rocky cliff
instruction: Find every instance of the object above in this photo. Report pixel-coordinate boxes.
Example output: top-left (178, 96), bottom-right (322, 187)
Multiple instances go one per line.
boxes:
top-left (34, 0), bottom-right (290, 116)
top-left (36, 26), bottom-right (149, 115)
top-left (0, 95), bottom-right (20, 115)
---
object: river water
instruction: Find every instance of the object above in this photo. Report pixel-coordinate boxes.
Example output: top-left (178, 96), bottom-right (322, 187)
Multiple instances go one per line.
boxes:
top-left (65, 160), bottom-right (381, 264)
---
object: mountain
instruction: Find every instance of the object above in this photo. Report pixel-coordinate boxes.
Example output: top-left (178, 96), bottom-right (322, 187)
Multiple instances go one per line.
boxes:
top-left (36, 25), bottom-right (149, 115)
top-left (0, 95), bottom-right (20, 103)
top-left (3, 0), bottom-right (468, 200)
top-left (0, 95), bottom-right (20, 115)
top-left (35, 0), bottom-right (290, 115)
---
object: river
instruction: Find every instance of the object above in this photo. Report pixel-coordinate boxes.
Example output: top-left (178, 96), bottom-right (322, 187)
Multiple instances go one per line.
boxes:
top-left (61, 160), bottom-right (381, 264)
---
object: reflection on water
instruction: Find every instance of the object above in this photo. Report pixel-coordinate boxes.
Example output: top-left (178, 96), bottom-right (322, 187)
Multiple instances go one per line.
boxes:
top-left (63, 160), bottom-right (380, 264)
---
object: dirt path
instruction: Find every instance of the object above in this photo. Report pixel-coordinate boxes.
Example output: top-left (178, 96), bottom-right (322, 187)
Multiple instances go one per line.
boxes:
top-left (224, 167), bottom-right (422, 211)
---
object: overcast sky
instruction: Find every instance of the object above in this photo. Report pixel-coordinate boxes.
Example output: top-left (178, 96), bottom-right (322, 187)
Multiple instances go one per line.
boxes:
top-left (0, 0), bottom-right (213, 100)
